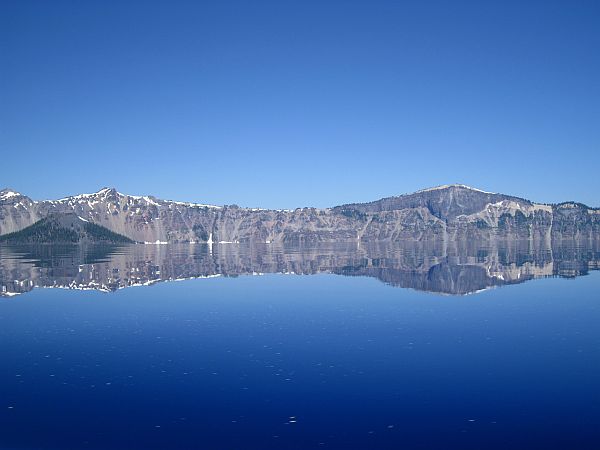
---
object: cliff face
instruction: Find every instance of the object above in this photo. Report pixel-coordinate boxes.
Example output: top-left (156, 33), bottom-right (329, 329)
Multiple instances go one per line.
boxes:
top-left (1, 185), bottom-right (599, 243)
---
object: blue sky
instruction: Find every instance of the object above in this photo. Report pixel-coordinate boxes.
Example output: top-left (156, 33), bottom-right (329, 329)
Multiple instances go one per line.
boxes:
top-left (1, 0), bottom-right (599, 208)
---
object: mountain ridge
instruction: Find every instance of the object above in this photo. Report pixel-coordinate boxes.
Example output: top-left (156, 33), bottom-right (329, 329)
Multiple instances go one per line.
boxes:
top-left (1, 185), bottom-right (599, 244)
top-left (2, 184), bottom-right (598, 210)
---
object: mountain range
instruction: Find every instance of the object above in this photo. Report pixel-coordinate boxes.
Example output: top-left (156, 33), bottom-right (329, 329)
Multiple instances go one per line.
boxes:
top-left (1, 184), bottom-right (599, 243)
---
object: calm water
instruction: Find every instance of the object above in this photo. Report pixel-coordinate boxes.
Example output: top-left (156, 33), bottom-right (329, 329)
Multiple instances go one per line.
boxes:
top-left (1, 242), bottom-right (599, 449)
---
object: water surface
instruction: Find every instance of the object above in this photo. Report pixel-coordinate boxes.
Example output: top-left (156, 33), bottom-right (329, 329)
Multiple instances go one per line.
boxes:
top-left (0, 242), bottom-right (599, 449)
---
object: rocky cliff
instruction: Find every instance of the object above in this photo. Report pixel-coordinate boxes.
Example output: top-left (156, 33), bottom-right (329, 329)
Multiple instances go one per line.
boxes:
top-left (1, 185), bottom-right (599, 243)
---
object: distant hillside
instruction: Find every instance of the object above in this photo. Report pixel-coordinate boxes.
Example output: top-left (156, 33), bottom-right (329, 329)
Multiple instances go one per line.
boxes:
top-left (0, 213), bottom-right (135, 244)
top-left (1, 185), bottom-right (599, 243)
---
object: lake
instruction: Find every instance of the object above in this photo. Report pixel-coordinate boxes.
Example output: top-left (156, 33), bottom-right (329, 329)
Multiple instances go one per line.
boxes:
top-left (1, 241), bottom-right (599, 449)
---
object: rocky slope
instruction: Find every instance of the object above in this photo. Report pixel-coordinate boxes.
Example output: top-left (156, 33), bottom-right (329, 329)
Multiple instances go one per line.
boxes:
top-left (1, 185), bottom-right (599, 243)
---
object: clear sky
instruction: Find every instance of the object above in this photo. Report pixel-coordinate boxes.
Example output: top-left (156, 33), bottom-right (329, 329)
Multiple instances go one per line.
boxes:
top-left (1, 0), bottom-right (599, 208)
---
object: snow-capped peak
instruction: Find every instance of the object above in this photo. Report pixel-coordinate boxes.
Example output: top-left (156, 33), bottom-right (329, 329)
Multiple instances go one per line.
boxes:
top-left (0, 189), bottom-right (22, 201)
top-left (56, 187), bottom-right (119, 201)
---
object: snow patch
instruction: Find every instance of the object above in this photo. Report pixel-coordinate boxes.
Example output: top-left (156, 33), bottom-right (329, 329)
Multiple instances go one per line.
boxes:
top-left (143, 196), bottom-right (159, 206)
top-left (169, 200), bottom-right (221, 209)
top-left (57, 187), bottom-right (116, 201)
top-left (0, 190), bottom-right (20, 200)
top-left (1, 291), bottom-right (22, 297)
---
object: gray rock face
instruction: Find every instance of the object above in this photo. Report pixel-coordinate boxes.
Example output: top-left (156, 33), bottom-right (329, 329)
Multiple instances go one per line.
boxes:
top-left (1, 185), bottom-right (599, 243)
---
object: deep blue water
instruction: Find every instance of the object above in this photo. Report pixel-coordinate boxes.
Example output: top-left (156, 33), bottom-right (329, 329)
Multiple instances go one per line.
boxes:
top-left (1, 244), bottom-right (599, 449)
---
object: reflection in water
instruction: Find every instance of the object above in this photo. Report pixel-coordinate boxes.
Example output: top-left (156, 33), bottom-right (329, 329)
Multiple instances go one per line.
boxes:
top-left (1, 239), bottom-right (599, 297)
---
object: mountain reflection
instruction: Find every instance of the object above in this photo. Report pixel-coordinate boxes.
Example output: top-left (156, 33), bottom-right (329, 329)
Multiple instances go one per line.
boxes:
top-left (1, 239), bottom-right (599, 297)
